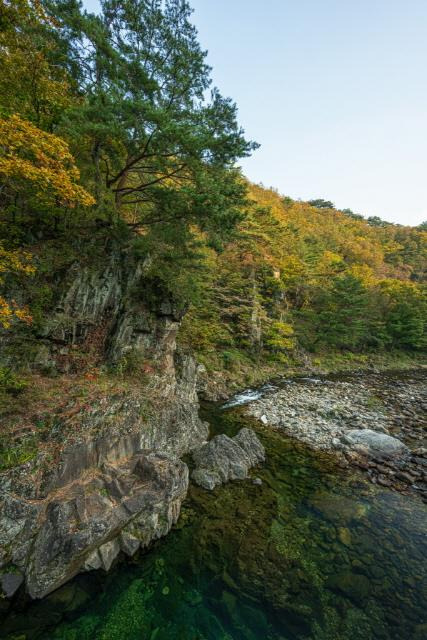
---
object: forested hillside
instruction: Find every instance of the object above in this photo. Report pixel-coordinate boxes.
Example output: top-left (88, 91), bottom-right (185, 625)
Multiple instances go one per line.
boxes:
top-left (179, 184), bottom-right (427, 383)
top-left (0, 0), bottom-right (254, 343)
top-left (0, 0), bottom-right (426, 394)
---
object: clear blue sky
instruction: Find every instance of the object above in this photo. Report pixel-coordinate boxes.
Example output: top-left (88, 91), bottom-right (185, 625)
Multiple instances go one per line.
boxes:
top-left (84, 0), bottom-right (427, 225)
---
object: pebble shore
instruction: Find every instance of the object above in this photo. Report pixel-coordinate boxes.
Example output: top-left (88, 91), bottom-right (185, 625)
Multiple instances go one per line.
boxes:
top-left (246, 371), bottom-right (427, 501)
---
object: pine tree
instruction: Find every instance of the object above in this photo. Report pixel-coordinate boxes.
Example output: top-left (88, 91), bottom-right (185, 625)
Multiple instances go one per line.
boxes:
top-left (309, 274), bottom-right (370, 350)
top-left (45, 0), bottom-right (258, 232)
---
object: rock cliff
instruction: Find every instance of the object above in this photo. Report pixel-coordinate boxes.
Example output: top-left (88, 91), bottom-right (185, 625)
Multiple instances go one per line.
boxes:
top-left (0, 250), bottom-right (208, 599)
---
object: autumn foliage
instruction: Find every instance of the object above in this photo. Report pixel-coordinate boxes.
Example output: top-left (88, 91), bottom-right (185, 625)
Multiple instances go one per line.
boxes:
top-left (0, 243), bottom-right (34, 328)
top-left (0, 115), bottom-right (95, 208)
top-left (180, 184), bottom-right (427, 365)
top-left (0, 0), bottom-right (425, 362)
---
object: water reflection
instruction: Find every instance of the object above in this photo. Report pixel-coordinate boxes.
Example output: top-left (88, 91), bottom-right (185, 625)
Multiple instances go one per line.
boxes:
top-left (1, 400), bottom-right (426, 640)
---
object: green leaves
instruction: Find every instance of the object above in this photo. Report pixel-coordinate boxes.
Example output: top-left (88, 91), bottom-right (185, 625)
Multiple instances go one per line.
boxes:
top-left (46, 0), bottom-right (257, 231)
top-left (379, 280), bottom-right (427, 350)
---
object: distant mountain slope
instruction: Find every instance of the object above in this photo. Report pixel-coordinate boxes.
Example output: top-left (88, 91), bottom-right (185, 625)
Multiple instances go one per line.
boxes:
top-left (179, 183), bottom-right (427, 381)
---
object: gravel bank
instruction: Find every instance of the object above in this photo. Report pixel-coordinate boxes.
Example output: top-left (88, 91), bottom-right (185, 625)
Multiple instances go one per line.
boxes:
top-left (246, 371), bottom-right (427, 500)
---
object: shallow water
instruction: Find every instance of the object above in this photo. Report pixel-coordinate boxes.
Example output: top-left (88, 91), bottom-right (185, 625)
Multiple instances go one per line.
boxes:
top-left (1, 381), bottom-right (426, 640)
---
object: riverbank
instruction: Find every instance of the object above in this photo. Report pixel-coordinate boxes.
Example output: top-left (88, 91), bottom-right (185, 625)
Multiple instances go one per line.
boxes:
top-left (197, 349), bottom-right (427, 401)
top-left (246, 369), bottom-right (427, 501)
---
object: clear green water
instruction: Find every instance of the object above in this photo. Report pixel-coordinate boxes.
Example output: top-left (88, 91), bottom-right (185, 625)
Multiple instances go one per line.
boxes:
top-left (1, 401), bottom-right (426, 640)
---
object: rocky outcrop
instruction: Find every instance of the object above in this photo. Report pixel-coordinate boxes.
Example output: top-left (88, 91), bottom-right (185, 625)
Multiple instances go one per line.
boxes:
top-left (1, 451), bottom-right (187, 599)
top-left (0, 250), bottom-right (209, 599)
top-left (191, 428), bottom-right (265, 490)
top-left (340, 429), bottom-right (409, 458)
top-left (32, 252), bottom-right (186, 374)
top-left (0, 412), bottom-right (203, 599)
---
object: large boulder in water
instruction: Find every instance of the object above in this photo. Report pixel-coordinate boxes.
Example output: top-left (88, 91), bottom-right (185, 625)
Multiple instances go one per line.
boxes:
top-left (192, 428), bottom-right (265, 490)
top-left (0, 451), bottom-right (188, 600)
top-left (233, 427), bottom-right (266, 466)
top-left (341, 429), bottom-right (409, 459)
top-left (327, 571), bottom-right (372, 605)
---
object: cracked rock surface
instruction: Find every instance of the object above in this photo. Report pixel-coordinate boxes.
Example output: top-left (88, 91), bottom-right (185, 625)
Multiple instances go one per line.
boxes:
top-left (0, 253), bottom-right (208, 600)
top-left (191, 428), bottom-right (265, 490)
top-left (1, 451), bottom-right (188, 599)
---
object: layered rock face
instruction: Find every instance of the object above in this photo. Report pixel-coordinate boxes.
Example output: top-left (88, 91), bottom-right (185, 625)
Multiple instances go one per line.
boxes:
top-left (2, 452), bottom-right (187, 599)
top-left (0, 251), bottom-right (208, 599)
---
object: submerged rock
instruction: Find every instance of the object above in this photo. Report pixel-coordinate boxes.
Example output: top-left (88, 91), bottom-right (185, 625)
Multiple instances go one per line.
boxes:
top-left (0, 572), bottom-right (24, 598)
top-left (341, 430), bottom-right (409, 459)
top-left (327, 571), bottom-right (372, 604)
top-left (307, 492), bottom-right (368, 524)
top-left (191, 428), bottom-right (265, 490)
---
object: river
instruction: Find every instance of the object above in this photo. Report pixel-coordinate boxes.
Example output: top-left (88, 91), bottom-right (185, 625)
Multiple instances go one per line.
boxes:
top-left (1, 372), bottom-right (426, 640)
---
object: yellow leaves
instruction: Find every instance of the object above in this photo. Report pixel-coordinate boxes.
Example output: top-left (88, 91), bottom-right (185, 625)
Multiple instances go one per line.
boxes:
top-left (0, 296), bottom-right (14, 329)
top-left (0, 114), bottom-right (95, 208)
top-left (280, 255), bottom-right (306, 284)
top-left (316, 251), bottom-right (344, 277)
top-left (320, 250), bottom-right (342, 266)
top-left (0, 242), bottom-right (35, 328)
top-left (378, 278), bottom-right (421, 298)
top-left (348, 264), bottom-right (376, 286)
top-left (0, 296), bottom-right (32, 329)
top-left (0, 0), bottom-right (72, 126)
top-left (265, 320), bottom-right (296, 352)
top-left (0, 244), bottom-right (35, 278)
top-left (0, 46), bottom-right (72, 114)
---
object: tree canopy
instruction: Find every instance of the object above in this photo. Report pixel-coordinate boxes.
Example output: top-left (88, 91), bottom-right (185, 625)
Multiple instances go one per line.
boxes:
top-left (42, 0), bottom-right (257, 229)
top-left (308, 199), bottom-right (335, 210)
top-left (180, 184), bottom-right (427, 369)
top-left (0, 0), bottom-right (258, 328)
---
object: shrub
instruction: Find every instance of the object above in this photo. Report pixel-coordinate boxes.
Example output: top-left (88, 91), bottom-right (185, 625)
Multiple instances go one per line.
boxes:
top-left (0, 367), bottom-right (27, 395)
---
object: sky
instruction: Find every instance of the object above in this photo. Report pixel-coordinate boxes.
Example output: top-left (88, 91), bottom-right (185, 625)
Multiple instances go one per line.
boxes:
top-left (83, 0), bottom-right (427, 226)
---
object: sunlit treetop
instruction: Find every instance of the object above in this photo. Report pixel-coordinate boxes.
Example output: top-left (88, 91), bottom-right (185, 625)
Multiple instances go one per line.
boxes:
top-left (0, 0), bottom-right (73, 127)
top-left (0, 114), bottom-right (95, 208)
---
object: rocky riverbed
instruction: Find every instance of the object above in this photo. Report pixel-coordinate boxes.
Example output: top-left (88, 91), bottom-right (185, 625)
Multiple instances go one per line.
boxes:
top-left (246, 370), bottom-right (427, 501)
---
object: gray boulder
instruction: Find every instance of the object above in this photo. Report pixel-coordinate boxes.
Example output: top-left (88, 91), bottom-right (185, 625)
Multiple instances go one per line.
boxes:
top-left (0, 452), bottom-right (188, 599)
top-left (341, 429), bottom-right (409, 458)
top-left (234, 428), bottom-right (266, 466)
top-left (192, 428), bottom-right (265, 490)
